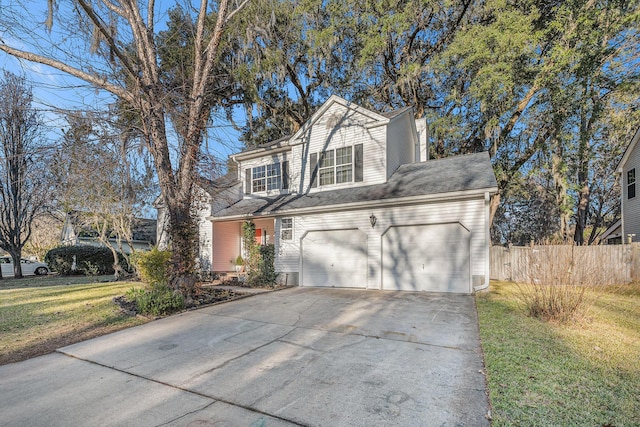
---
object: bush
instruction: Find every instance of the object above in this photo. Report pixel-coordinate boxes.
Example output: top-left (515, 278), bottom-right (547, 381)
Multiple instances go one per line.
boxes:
top-left (44, 245), bottom-right (129, 276)
top-left (516, 246), bottom-right (603, 323)
top-left (258, 244), bottom-right (277, 285)
top-left (127, 285), bottom-right (184, 316)
top-left (131, 248), bottom-right (172, 287)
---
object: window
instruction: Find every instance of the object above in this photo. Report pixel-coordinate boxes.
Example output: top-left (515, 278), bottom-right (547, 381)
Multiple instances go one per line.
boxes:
top-left (318, 150), bottom-right (335, 186)
top-left (317, 147), bottom-right (353, 186)
top-left (336, 147), bottom-right (352, 183)
top-left (281, 218), bottom-right (293, 240)
top-left (251, 163), bottom-right (282, 193)
top-left (266, 163), bottom-right (281, 191)
top-left (628, 168), bottom-right (636, 199)
top-left (252, 166), bottom-right (266, 192)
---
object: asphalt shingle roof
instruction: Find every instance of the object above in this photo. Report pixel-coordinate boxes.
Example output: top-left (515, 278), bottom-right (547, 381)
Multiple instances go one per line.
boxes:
top-left (212, 152), bottom-right (497, 218)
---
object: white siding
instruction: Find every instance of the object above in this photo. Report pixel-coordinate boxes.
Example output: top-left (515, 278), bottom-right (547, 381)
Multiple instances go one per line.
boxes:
top-left (289, 103), bottom-right (388, 192)
top-left (212, 221), bottom-right (241, 271)
top-left (239, 153), bottom-right (291, 198)
top-left (275, 216), bottom-right (300, 273)
top-left (623, 140), bottom-right (640, 243)
top-left (386, 113), bottom-right (416, 178)
top-left (415, 118), bottom-right (429, 162)
top-left (276, 197), bottom-right (487, 290)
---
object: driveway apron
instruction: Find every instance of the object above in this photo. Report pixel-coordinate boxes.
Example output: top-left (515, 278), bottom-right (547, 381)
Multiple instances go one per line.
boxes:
top-left (0, 287), bottom-right (490, 426)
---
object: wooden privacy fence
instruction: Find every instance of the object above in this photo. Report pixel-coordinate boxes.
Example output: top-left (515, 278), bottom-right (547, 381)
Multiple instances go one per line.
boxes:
top-left (490, 244), bottom-right (640, 285)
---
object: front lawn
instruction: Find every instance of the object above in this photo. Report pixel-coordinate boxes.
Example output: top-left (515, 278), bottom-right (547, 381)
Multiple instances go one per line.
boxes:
top-left (0, 275), bottom-right (148, 365)
top-left (477, 281), bottom-right (640, 426)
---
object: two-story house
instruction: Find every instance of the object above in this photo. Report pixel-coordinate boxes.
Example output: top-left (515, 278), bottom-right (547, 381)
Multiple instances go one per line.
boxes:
top-left (198, 96), bottom-right (498, 293)
top-left (616, 127), bottom-right (640, 244)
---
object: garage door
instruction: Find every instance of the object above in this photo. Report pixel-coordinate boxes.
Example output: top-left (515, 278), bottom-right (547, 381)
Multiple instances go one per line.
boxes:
top-left (382, 223), bottom-right (470, 293)
top-left (301, 229), bottom-right (367, 288)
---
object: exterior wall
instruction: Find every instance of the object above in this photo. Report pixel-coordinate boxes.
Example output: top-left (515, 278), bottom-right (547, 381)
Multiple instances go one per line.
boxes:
top-left (211, 218), bottom-right (274, 272)
top-left (623, 140), bottom-right (640, 243)
top-left (275, 197), bottom-right (487, 290)
top-left (275, 216), bottom-right (300, 273)
top-left (386, 114), bottom-right (416, 178)
top-left (415, 118), bottom-right (429, 162)
top-left (289, 102), bottom-right (388, 193)
top-left (212, 221), bottom-right (242, 271)
top-left (238, 153), bottom-right (290, 199)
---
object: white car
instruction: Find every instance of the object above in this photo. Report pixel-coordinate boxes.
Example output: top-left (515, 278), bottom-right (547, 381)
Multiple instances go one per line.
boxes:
top-left (0, 256), bottom-right (49, 277)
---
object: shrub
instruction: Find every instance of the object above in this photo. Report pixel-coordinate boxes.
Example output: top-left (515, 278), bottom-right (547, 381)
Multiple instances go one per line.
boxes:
top-left (44, 245), bottom-right (129, 276)
top-left (131, 248), bottom-right (172, 287)
top-left (127, 285), bottom-right (184, 316)
top-left (258, 244), bottom-right (277, 285)
top-left (516, 245), bottom-right (603, 323)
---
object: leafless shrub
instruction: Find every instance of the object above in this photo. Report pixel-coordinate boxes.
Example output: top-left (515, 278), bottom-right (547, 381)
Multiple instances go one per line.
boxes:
top-left (515, 245), bottom-right (605, 323)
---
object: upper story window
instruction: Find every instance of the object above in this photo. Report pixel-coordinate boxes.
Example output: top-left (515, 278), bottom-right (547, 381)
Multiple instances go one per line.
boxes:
top-left (319, 150), bottom-right (335, 186)
top-left (245, 161), bottom-right (288, 195)
top-left (266, 163), bottom-right (281, 190)
top-left (281, 218), bottom-right (293, 240)
top-left (628, 168), bottom-right (636, 199)
top-left (311, 144), bottom-right (363, 188)
top-left (252, 166), bottom-right (266, 192)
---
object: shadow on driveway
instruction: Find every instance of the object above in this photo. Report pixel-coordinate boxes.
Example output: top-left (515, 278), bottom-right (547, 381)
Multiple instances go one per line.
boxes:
top-left (0, 287), bottom-right (490, 426)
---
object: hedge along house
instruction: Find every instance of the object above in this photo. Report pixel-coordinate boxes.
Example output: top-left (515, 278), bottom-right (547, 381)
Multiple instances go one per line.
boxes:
top-left (205, 96), bottom-right (498, 293)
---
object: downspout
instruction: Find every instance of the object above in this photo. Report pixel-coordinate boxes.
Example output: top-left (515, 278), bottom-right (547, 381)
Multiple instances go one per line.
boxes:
top-left (474, 191), bottom-right (492, 292)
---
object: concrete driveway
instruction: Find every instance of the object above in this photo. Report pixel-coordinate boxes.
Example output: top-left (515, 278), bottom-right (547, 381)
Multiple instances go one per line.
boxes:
top-left (0, 287), bottom-right (490, 426)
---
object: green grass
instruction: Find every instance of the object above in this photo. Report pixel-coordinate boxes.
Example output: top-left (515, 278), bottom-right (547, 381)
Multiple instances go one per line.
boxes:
top-left (0, 275), bottom-right (148, 365)
top-left (477, 281), bottom-right (640, 426)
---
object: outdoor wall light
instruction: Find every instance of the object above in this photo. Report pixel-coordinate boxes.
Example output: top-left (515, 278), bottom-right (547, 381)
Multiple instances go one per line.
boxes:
top-left (369, 213), bottom-right (377, 228)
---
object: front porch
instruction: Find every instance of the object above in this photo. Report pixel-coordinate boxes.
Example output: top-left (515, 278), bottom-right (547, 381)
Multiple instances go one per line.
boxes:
top-left (211, 217), bottom-right (275, 273)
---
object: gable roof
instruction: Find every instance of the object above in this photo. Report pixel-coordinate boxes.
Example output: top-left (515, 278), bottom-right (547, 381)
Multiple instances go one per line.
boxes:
top-left (616, 127), bottom-right (640, 173)
top-left (211, 152), bottom-right (497, 219)
top-left (288, 95), bottom-right (390, 145)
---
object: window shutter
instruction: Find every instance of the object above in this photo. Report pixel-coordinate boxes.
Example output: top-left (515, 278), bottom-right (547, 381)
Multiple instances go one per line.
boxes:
top-left (354, 144), bottom-right (363, 182)
top-left (245, 169), bottom-right (251, 194)
top-left (282, 161), bottom-right (289, 190)
top-left (310, 153), bottom-right (318, 188)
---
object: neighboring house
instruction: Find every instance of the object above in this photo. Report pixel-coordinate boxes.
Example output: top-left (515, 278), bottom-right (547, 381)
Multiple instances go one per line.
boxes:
top-left (186, 95), bottom-right (497, 293)
top-left (598, 219), bottom-right (622, 245)
top-left (155, 175), bottom-right (242, 270)
top-left (616, 128), bottom-right (640, 244)
top-left (61, 211), bottom-right (157, 254)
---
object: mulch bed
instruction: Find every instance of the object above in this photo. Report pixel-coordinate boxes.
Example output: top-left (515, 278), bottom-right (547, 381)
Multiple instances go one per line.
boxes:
top-left (113, 287), bottom-right (250, 317)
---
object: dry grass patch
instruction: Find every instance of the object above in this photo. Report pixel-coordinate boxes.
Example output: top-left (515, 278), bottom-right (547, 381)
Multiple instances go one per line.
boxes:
top-left (0, 275), bottom-right (148, 365)
top-left (477, 281), bottom-right (640, 426)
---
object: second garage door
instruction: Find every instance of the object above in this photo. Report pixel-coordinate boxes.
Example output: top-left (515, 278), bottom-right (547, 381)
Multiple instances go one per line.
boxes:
top-left (301, 229), bottom-right (367, 288)
top-left (382, 223), bottom-right (471, 293)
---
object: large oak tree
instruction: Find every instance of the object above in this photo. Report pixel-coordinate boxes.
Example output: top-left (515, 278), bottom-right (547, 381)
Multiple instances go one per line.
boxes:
top-left (0, 0), bottom-right (248, 291)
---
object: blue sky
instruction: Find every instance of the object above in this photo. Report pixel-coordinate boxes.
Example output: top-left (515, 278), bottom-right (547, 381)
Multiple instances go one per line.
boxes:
top-left (0, 0), bottom-right (245, 166)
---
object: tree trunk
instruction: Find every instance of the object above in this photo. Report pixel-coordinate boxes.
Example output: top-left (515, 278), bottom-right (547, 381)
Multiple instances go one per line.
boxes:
top-left (165, 194), bottom-right (198, 294)
top-left (9, 251), bottom-right (23, 279)
top-left (489, 191), bottom-right (501, 230)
